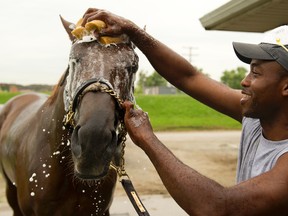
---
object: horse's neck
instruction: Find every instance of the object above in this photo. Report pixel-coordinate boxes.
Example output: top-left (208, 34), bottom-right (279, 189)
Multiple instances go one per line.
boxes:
top-left (43, 84), bottom-right (71, 156)
top-left (28, 84), bottom-right (74, 186)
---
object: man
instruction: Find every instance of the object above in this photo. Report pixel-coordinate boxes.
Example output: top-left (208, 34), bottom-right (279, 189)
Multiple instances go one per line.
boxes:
top-left (82, 9), bottom-right (288, 216)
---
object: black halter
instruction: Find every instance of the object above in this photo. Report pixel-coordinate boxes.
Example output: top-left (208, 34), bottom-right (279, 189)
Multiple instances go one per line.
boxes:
top-left (71, 78), bottom-right (116, 113)
top-left (63, 77), bottom-right (123, 128)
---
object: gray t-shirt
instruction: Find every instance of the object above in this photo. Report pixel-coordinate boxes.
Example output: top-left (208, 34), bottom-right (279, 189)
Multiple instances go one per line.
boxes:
top-left (237, 117), bottom-right (288, 183)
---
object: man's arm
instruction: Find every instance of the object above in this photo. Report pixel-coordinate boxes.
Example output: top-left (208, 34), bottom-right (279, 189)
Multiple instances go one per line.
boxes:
top-left (82, 8), bottom-right (243, 122)
top-left (122, 101), bottom-right (288, 216)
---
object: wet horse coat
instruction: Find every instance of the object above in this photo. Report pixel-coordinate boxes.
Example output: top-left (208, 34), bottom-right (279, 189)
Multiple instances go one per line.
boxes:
top-left (0, 19), bottom-right (138, 215)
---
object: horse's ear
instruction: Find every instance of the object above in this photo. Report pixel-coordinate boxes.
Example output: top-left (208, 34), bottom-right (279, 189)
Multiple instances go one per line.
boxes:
top-left (60, 15), bottom-right (76, 42)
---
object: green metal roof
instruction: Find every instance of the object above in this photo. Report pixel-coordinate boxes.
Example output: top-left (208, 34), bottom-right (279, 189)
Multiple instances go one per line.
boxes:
top-left (200, 0), bottom-right (288, 32)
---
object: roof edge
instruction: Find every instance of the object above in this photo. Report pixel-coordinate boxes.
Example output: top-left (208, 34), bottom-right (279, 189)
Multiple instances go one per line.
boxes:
top-left (199, 0), bottom-right (271, 30)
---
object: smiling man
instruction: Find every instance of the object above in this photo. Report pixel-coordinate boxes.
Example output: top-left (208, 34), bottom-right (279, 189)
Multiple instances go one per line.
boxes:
top-left (82, 8), bottom-right (288, 216)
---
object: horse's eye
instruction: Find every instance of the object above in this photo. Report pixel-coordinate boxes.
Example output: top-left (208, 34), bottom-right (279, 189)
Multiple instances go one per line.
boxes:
top-left (70, 57), bottom-right (80, 63)
top-left (70, 61), bottom-right (76, 72)
top-left (126, 63), bottom-right (138, 74)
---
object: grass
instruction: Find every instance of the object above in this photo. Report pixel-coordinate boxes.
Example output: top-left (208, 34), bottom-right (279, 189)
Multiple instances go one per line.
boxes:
top-left (135, 94), bottom-right (241, 131)
top-left (0, 92), bottom-right (241, 131)
top-left (0, 92), bottom-right (21, 104)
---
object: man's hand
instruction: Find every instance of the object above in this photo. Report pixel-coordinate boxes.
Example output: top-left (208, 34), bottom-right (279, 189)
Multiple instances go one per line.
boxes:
top-left (81, 8), bottom-right (134, 37)
top-left (122, 101), bottom-right (154, 147)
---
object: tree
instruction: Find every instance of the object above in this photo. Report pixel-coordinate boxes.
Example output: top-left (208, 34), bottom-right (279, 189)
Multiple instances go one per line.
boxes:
top-left (135, 70), bottom-right (168, 94)
top-left (145, 71), bottom-right (167, 87)
top-left (135, 70), bottom-right (147, 94)
top-left (220, 67), bottom-right (247, 89)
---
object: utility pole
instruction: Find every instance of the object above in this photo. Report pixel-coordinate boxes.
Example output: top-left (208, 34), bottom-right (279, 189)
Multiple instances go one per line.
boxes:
top-left (183, 46), bottom-right (198, 64)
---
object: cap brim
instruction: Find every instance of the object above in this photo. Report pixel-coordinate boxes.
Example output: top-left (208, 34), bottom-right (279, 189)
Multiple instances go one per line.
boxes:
top-left (232, 42), bottom-right (274, 64)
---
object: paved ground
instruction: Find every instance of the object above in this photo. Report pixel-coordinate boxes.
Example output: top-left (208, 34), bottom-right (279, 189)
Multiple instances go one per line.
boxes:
top-left (0, 130), bottom-right (241, 215)
top-left (0, 194), bottom-right (187, 216)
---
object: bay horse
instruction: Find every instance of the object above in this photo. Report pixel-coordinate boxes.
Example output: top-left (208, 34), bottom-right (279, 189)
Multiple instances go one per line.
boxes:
top-left (0, 17), bottom-right (138, 215)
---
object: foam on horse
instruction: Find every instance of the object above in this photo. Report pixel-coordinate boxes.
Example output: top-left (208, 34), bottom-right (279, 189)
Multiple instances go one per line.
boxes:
top-left (0, 17), bottom-right (138, 215)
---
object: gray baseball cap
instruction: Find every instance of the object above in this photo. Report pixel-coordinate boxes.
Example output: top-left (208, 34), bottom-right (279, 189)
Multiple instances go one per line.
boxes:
top-left (233, 25), bottom-right (288, 71)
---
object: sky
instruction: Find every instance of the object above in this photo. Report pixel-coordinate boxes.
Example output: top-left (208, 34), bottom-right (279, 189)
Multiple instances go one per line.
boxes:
top-left (0, 0), bottom-right (264, 85)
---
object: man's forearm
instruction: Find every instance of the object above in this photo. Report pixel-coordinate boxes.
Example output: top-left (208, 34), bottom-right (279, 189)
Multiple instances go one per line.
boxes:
top-left (139, 134), bottom-right (226, 216)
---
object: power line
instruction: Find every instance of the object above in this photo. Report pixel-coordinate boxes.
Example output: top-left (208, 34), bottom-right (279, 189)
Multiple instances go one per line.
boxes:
top-left (183, 46), bottom-right (198, 63)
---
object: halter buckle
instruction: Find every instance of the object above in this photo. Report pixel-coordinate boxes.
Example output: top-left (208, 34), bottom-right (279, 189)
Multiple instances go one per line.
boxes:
top-left (63, 105), bottom-right (75, 127)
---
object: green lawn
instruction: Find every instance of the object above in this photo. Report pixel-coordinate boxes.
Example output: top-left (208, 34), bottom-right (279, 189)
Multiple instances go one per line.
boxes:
top-left (135, 94), bottom-right (241, 131)
top-left (0, 92), bottom-right (241, 131)
top-left (0, 92), bottom-right (20, 104)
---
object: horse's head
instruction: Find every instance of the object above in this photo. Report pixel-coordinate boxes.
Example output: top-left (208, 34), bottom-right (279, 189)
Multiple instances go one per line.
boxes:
top-left (61, 18), bottom-right (138, 180)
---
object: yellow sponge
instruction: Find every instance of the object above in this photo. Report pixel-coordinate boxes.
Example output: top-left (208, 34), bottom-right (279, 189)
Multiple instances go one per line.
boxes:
top-left (71, 19), bottom-right (124, 44)
top-left (71, 26), bottom-right (86, 40)
top-left (99, 36), bottom-right (124, 44)
top-left (85, 20), bottom-right (106, 32)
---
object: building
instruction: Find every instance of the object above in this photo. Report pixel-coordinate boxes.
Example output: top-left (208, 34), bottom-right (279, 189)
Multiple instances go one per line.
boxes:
top-left (144, 86), bottom-right (177, 95)
top-left (200, 0), bottom-right (288, 33)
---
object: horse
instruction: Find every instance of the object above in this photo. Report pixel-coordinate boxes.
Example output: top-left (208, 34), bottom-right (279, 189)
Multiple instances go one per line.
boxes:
top-left (0, 16), bottom-right (138, 215)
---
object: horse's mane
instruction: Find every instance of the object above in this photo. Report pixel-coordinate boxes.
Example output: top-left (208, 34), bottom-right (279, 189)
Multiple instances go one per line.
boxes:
top-left (47, 67), bottom-right (68, 105)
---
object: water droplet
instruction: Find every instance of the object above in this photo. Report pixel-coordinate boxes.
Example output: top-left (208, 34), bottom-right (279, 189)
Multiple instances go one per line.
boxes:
top-left (53, 151), bottom-right (60, 155)
top-left (42, 164), bottom-right (46, 167)
top-left (43, 129), bottom-right (46, 132)
top-left (82, 190), bottom-right (85, 193)
top-left (45, 174), bottom-right (50, 178)
top-left (29, 173), bottom-right (36, 182)
top-left (30, 192), bottom-right (35, 196)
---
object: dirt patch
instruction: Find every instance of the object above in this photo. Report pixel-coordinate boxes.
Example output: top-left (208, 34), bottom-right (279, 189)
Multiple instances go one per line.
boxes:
top-left (114, 130), bottom-right (240, 195)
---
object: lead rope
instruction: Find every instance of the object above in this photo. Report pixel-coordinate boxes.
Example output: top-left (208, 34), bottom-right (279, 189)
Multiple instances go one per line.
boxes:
top-left (110, 111), bottom-right (150, 216)
top-left (102, 87), bottom-right (150, 216)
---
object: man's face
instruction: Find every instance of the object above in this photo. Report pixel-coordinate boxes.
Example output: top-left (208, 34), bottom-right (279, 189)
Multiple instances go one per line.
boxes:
top-left (240, 60), bottom-right (287, 119)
